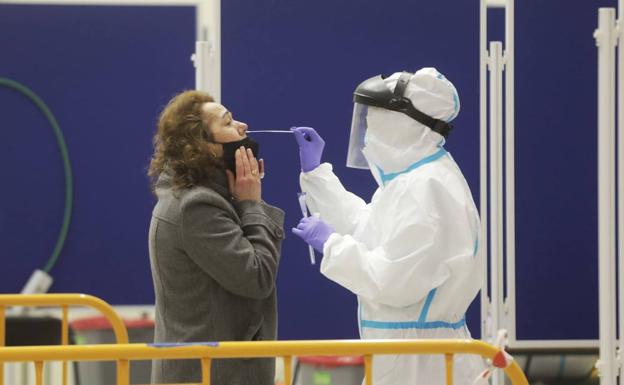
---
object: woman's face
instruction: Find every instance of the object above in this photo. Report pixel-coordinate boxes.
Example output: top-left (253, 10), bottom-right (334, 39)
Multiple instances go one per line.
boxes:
top-left (202, 102), bottom-right (248, 143)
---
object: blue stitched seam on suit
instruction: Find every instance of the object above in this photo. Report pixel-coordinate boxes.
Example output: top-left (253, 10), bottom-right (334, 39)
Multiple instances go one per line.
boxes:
top-left (360, 317), bottom-right (465, 330)
top-left (417, 288), bottom-right (438, 322)
top-left (379, 147), bottom-right (448, 185)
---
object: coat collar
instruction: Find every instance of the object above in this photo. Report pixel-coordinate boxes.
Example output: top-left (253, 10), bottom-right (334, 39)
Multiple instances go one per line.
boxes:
top-left (156, 167), bottom-right (232, 202)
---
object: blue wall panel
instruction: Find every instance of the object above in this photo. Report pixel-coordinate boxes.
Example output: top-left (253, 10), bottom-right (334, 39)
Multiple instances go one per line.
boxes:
top-left (514, 0), bottom-right (615, 340)
top-left (0, 5), bottom-right (195, 304)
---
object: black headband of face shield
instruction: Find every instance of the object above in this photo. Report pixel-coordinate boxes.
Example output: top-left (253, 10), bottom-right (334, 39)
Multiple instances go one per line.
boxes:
top-left (353, 71), bottom-right (453, 138)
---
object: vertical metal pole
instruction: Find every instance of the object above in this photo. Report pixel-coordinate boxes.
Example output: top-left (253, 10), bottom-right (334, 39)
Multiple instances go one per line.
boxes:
top-left (495, 41), bottom-right (505, 340)
top-left (364, 355), bottom-right (373, 385)
top-left (444, 354), bottom-right (454, 385)
top-left (61, 305), bottom-right (68, 385)
top-left (489, 41), bottom-right (504, 336)
top-left (479, 0), bottom-right (490, 344)
top-left (504, 0), bottom-right (517, 347)
top-left (596, 8), bottom-right (617, 385)
top-left (0, 306), bottom-right (4, 385)
top-left (194, 41), bottom-right (212, 93)
top-left (201, 357), bottom-right (212, 385)
top-left (117, 359), bottom-right (130, 385)
top-left (195, 0), bottom-right (221, 101)
top-left (34, 361), bottom-right (44, 385)
top-left (489, 41), bottom-right (505, 385)
top-left (284, 356), bottom-right (293, 385)
top-left (617, 0), bottom-right (624, 380)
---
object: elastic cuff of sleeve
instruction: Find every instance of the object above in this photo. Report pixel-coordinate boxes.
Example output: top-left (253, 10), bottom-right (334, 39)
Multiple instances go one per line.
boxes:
top-left (322, 232), bottom-right (342, 256)
top-left (301, 162), bottom-right (332, 178)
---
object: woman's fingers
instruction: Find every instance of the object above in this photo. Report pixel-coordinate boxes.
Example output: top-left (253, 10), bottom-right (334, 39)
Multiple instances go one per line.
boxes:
top-left (240, 146), bottom-right (251, 176)
top-left (235, 148), bottom-right (244, 177)
top-left (247, 148), bottom-right (259, 177)
top-left (259, 159), bottom-right (265, 179)
top-left (228, 147), bottom-right (262, 202)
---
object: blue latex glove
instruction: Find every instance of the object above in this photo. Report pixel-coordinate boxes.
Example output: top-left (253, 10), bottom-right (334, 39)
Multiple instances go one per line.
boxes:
top-left (291, 127), bottom-right (325, 172)
top-left (292, 215), bottom-right (335, 253)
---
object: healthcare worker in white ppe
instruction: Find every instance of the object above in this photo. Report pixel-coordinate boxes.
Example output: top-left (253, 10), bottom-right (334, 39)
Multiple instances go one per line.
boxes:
top-left (291, 68), bottom-right (484, 385)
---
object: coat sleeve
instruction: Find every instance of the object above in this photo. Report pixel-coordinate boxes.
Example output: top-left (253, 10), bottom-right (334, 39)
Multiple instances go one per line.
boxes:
top-left (300, 162), bottom-right (370, 235)
top-left (181, 193), bottom-right (285, 300)
top-left (319, 176), bottom-right (477, 308)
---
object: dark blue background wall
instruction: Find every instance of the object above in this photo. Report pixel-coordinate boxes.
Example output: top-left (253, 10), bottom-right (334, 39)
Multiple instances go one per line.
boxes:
top-left (513, 0), bottom-right (616, 340)
top-left (0, 0), bottom-right (613, 341)
top-left (0, 5), bottom-right (196, 305)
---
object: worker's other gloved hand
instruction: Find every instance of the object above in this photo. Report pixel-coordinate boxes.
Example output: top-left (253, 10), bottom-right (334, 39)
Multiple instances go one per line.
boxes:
top-left (291, 127), bottom-right (325, 172)
top-left (292, 215), bottom-right (335, 253)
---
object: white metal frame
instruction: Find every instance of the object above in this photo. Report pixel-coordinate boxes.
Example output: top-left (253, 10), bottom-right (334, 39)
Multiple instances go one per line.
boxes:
top-left (481, 0), bottom-right (604, 352)
top-left (595, 6), bottom-right (619, 385)
top-left (479, 0), bottom-right (489, 348)
top-left (487, 39), bottom-right (504, 346)
top-left (618, 0), bottom-right (624, 379)
top-left (504, 0), bottom-right (517, 348)
top-left (0, 0), bottom-right (221, 100)
top-left (481, 0), bottom-right (517, 350)
top-left (487, 40), bottom-right (506, 385)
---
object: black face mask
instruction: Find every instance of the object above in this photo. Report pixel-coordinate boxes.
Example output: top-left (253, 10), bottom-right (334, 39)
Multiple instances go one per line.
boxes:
top-left (219, 137), bottom-right (260, 174)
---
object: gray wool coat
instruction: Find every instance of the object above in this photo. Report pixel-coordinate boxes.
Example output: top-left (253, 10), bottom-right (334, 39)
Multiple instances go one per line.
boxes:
top-left (148, 171), bottom-right (285, 385)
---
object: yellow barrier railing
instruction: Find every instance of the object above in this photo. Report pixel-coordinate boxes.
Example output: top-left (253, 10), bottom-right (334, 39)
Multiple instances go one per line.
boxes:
top-left (0, 294), bottom-right (130, 385)
top-left (0, 339), bottom-right (529, 385)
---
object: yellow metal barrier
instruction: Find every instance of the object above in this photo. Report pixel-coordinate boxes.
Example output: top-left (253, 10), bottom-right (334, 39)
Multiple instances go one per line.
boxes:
top-left (0, 294), bottom-right (130, 385)
top-left (0, 339), bottom-right (529, 385)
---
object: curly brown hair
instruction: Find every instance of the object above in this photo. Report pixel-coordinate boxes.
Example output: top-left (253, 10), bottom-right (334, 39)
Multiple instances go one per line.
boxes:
top-left (148, 90), bottom-right (223, 190)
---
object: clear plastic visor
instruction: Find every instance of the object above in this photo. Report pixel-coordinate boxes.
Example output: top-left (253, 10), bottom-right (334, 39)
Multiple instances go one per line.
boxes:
top-left (346, 103), bottom-right (370, 169)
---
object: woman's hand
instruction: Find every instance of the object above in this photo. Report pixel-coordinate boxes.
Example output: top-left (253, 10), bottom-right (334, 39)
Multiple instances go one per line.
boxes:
top-left (226, 147), bottom-right (263, 202)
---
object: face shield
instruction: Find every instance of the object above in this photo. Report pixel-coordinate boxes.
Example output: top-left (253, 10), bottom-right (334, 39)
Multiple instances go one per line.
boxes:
top-left (345, 71), bottom-right (454, 169)
top-left (346, 103), bottom-right (370, 169)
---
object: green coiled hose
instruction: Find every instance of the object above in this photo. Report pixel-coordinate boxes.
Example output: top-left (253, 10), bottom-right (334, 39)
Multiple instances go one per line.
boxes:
top-left (0, 78), bottom-right (73, 273)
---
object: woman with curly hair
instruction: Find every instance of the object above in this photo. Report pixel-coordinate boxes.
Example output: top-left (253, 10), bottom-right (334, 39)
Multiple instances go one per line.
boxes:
top-left (147, 90), bottom-right (285, 385)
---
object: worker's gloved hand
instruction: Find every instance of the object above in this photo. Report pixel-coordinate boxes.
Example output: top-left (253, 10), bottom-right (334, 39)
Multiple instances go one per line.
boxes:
top-left (292, 215), bottom-right (335, 253)
top-left (291, 127), bottom-right (325, 172)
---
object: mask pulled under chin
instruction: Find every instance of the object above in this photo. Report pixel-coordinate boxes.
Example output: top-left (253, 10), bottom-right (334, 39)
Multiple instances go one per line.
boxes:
top-left (220, 137), bottom-right (260, 174)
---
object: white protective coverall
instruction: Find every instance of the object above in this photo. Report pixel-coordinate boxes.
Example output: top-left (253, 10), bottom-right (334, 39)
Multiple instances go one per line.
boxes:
top-left (300, 68), bottom-right (485, 385)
